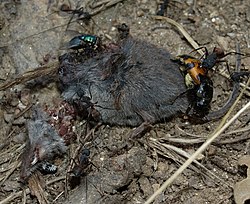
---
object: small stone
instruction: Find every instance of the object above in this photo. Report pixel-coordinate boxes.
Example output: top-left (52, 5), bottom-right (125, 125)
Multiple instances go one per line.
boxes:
top-left (138, 176), bottom-right (153, 196)
top-left (246, 7), bottom-right (250, 22)
top-left (13, 132), bottom-right (26, 144)
top-left (137, 9), bottom-right (145, 17)
top-left (3, 112), bottom-right (13, 123)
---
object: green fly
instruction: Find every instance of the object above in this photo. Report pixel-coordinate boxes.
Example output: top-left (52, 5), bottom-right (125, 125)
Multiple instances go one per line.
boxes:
top-left (68, 34), bottom-right (100, 50)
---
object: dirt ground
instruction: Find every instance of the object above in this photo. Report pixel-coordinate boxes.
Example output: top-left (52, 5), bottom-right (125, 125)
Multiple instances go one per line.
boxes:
top-left (0, 0), bottom-right (250, 203)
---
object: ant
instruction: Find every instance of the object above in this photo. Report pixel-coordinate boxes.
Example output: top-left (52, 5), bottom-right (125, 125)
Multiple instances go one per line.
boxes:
top-left (60, 4), bottom-right (92, 24)
top-left (194, 46), bottom-right (244, 71)
top-left (67, 147), bottom-right (106, 201)
top-left (68, 148), bottom-right (92, 189)
top-left (116, 23), bottom-right (130, 40)
top-left (156, 0), bottom-right (169, 16)
top-left (71, 86), bottom-right (101, 123)
top-left (71, 148), bottom-right (91, 177)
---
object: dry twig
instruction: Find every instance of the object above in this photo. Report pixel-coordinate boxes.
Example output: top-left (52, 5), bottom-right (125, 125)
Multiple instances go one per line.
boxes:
top-left (0, 62), bottom-right (59, 91)
top-left (152, 15), bottom-right (204, 55)
top-left (0, 176), bottom-right (65, 204)
top-left (146, 137), bottom-right (231, 187)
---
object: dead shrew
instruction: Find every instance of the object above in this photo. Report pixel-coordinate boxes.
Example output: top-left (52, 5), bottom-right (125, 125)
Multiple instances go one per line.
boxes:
top-left (58, 36), bottom-right (189, 127)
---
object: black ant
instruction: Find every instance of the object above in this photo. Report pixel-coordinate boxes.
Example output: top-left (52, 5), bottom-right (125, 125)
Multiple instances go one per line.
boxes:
top-left (194, 47), bottom-right (249, 84)
top-left (71, 148), bottom-right (91, 177)
top-left (67, 147), bottom-right (107, 201)
top-left (68, 148), bottom-right (92, 189)
top-left (116, 23), bottom-right (130, 40)
top-left (156, 0), bottom-right (169, 16)
top-left (71, 85), bottom-right (102, 123)
top-left (60, 4), bottom-right (92, 24)
top-left (193, 46), bottom-right (244, 71)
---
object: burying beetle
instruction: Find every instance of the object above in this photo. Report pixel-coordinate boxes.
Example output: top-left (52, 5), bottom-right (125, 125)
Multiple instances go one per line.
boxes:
top-left (185, 75), bottom-right (214, 116)
top-left (172, 46), bottom-right (244, 116)
top-left (172, 47), bottom-right (244, 88)
top-left (171, 54), bottom-right (212, 115)
top-left (172, 55), bottom-right (206, 88)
